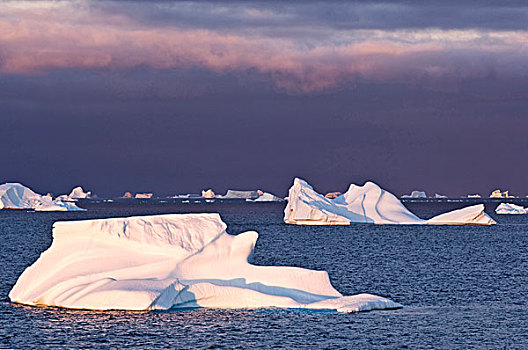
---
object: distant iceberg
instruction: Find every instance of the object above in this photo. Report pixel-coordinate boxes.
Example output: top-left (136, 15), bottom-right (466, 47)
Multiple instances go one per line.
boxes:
top-left (56, 186), bottom-right (92, 201)
top-left (324, 192), bottom-right (342, 199)
top-left (0, 183), bottom-right (85, 211)
top-left (201, 189), bottom-right (216, 198)
top-left (434, 193), bottom-right (448, 198)
top-left (284, 178), bottom-right (495, 225)
top-left (34, 201), bottom-right (86, 212)
top-left (9, 213), bottom-right (401, 313)
top-left (135, 193), bottom-right (153, 199)
top-left (490, 189), bottom-right (514, 198)
top-left (222, 190), bottom-right (260, 199)
top-left (495, 203), bottom-right (527, 215)
top-left (402, 190), bottom-right (427, 198)
top-left (247, 192), bottom-right (285, 202)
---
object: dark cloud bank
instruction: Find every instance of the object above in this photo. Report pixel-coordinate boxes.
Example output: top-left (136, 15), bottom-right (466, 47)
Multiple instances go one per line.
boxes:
top-left (2, 67), bottom-right (527, 197)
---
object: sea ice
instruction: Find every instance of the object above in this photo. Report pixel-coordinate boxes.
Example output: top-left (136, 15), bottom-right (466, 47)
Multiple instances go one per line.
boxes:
top-left (9, 213), bottom-right (401, 312)
top-left (284, 178), bottom-right (495, 225)
top-left (495, 203), bottom-right (527, 215)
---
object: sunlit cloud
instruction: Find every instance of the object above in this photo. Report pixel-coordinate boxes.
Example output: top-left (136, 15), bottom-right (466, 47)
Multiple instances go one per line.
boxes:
top-left (1, 2), bottom-right (527, 92)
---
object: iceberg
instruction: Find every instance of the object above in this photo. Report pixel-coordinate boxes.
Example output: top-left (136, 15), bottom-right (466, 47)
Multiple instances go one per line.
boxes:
top-left (201, 189), bottom-right (216, 198)
top-left (135, 193), bottom-right (153, 199)
top-left (495, 203), bottom-right (527, 215)
top-left (0, 183), bottom-right (45, 209)
top-left (223, 190), bottom-right (260, 200)
top-left (490, 189), bottom-right (514, 198)
top-left (402, 190), bottom-right (427, 198)
top-left (56, 186), bottom-right (92, 201)
top-left (9, 213), bottom-right (401, 313)
top-left (247, 192), bottom-right (285, 202)
top-left (434, 193), bottom-right (448, 198)
top-left (284, 178), bottom-right (495, 225)
top-left (0, 183), bottom-right (84, 211)
top-left (34, 201), bottom-right (86, 212)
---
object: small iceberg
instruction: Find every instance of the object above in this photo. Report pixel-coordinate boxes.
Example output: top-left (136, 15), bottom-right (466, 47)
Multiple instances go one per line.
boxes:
top-left (490, 189), bottom-right (514, 198)
top-left (0, 183), bottom-right (85, 211)
top-left (201, 189), bottom-right (216, 198)
top-left (9, 213), bottom-right (401, 313)
top-left (222, 190), bottom-right (260, 200)
top-left (35, 201), bottom-right (86, 212)
top-left (402, 190), bottom-right (427, 198)
top-left (284, 178), bottom-right (495, 225)
top-left (495, 203), bottom-right (527, 215)
top-left (56, 186), bottom-right (92, 201)
top-left (135, 193), bottom-right (153, 199)
top-left (247, 192), bottom-right (285, 202)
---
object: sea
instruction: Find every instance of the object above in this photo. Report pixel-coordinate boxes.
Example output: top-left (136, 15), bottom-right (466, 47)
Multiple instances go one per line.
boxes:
top-left (1, 201), bottom-right (527, 349)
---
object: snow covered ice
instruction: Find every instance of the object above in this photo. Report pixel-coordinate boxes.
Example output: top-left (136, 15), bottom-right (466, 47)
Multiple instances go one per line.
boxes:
top-left (284, 178), bottom-right (495, 225)
top-left (9, 213), bottom-right (401, 312)
top-left (0, 183), bottom-right (85, 211)
top-left (495, 203), bottom-right (527, 215)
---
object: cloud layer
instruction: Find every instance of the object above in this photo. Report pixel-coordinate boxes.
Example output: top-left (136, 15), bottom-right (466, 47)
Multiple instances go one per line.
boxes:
top-left (1, 2), bottom-right (528, 92)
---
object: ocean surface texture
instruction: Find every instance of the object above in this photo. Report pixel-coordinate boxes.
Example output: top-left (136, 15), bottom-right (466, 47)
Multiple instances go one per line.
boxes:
top-left (1, 202), bottom-right (527, 349)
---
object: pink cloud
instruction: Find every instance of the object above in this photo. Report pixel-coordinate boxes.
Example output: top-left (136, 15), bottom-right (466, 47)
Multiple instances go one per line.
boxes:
top-left (1, 3), bottom-right (527, 92)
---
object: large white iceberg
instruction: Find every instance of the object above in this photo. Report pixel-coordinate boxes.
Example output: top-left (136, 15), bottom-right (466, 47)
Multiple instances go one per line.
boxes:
top-left (495, 203), bottom-right (527, 215)
top-left (9, 213), bottom-right (401, 312)
top-left (284, 178), bottom-right (495, 225)
top-left (0, 183), bottom-right (84, 211)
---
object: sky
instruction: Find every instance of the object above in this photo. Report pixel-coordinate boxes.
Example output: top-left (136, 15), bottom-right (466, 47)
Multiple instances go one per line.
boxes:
top-left (1, 1), bottom-right (528, 197)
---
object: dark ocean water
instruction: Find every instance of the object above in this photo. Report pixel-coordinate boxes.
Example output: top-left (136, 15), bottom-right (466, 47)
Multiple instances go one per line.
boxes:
top-left (1, 203), bottom-right (527, 349)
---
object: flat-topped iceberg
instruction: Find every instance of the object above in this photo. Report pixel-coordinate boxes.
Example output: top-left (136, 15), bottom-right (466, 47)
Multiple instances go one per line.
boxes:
top-left (9, 213), bottom-right (401, 312)
top-left (223, 190), bottom-right (260, 199)
top-left (0, 183), bottom-right (84, 211)
top-left (284, 178), bottom-right (495, 225)
top-left (495, 203), bottom-right (527, 215)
